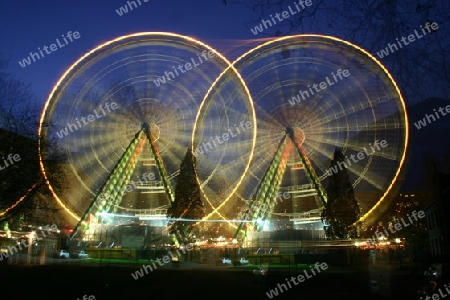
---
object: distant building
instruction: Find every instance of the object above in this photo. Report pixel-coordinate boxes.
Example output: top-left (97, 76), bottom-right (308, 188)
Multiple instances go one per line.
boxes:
top-left (423, 170), bottom-right (450, 261)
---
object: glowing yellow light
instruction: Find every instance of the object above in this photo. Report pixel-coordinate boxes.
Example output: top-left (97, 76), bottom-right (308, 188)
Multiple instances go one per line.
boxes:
top-left (39, 32), bottom-right (244, 223)
top-left (216, 34), bottom-right (408, 227)
top-left (0, 183), bottom-right (39, 217)
top-left (38, 32), bottom-right (407, 230)
top-left (192, 42), bottom-right (256, 226)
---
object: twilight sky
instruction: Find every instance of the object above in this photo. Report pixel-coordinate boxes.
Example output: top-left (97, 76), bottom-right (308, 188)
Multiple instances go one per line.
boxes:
top-left (0, 0), bottom-right (256, 102)
top-left (0, 0), bottom-right (448, 220)
top-left (0, 0), bottom-right (448, 113)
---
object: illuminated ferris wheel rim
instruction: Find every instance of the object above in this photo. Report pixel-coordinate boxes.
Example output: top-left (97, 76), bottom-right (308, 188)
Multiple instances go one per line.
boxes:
top-left (38, 32), bottom-right (247, 223)
top-left (232, 34), bottom-right (409, 224)
top-left (36, 32), bottom-right (408, 227)
top-left (190, 51), bottom-right (257, 223)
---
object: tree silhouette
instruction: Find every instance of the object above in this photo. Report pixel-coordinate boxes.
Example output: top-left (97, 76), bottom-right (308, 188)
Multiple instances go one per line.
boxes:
top-left (224, 0), bottom-right (449, 106)
top-left (0, 55), bottom-right (66, 228)
top-left (167, 148), bottom-right (204, 243)
top-left (0, 54), bottom-right (39, 137)
top-left (322, 148), bottom-right (360, 239)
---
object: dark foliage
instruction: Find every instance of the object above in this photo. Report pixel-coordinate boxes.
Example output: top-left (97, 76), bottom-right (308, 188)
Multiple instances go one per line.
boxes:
top-left (167, 148), bottom-right (204, 243)
top-left (322, 148), bottom-right (360, 239)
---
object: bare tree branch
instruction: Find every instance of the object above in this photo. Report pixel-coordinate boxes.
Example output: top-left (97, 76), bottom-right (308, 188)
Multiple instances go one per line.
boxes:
top-left (225, 0), bottom-right (450, 104)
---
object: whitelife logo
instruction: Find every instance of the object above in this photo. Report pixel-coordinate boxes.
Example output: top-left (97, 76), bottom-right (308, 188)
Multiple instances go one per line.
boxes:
top-left (56, 101), bottom-right (119, 139)
top-left (265, 262), bottom-right (328, 298)
top-left (18, 31), bottom-right (81, 68)
top-left (376, 21), bottom-right (438, 59)
top-left (77, 296), bottom-right (95, 300)
top-left (115, 0), bottom-right (149, 16)
top-left (325, 140), bottom-right (388, 177)
top-left (0, 153), bottom-right (21, 171)
top-left (421, 283), bottom-right (450, 300)
top-left (413, 104), bottom-right (450, 129)
top-left (131, 244), bottom-right (194, 280)
top-left (101, 172), bottom-right (158, 199)
top-left (369, 210), bottom-right (425, 243)
top-left (250, 0), bottom-right (313, 35)
top-left (193, 121), bottom-right (253, 157)
top-left (288, 69), bottom-right (350, 106)
top-left (238, 192), bottom-right (291, 222)
top-left (152, 50), bottom-right (216, 87)
top-left (0, 224), bottom-right (58, 261)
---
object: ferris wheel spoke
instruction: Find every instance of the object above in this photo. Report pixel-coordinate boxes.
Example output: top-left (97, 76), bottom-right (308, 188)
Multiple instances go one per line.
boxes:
top-left (228, 34), bottom-right (408, 232)
top-left (307, 91), bottom-right (399, 131)
top-left (39, 33), bottom-right (244, 225)
top-left (38, 33), bottom-right (408, 238)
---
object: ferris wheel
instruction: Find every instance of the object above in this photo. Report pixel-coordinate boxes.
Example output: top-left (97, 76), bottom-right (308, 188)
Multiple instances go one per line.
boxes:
top-left (38, 32), bottom-right (408, 242)
top-left (193, 35), bottom-right (408, 238)
top-left (37, 32), bottom-right (254, 238)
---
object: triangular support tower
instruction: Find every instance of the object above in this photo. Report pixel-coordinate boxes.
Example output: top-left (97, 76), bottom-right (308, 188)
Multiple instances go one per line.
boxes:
top-left (235, 126), bottom-right (328, 243)
top-left (69, 123), bottom-right (174, 242)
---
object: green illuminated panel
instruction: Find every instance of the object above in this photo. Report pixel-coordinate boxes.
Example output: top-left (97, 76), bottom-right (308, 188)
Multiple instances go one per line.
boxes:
top-left (144, 127), bottom-right (175, 204)
top-left (69, 130), bottom-right (145, 241)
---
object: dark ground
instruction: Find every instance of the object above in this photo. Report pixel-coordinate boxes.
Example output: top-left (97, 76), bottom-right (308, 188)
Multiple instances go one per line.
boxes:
top-left (0, 260), bottom-right (426, 300)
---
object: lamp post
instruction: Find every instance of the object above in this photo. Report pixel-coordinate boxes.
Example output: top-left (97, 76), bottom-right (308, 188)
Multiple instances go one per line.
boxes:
top-left (394, 238), bottom-right (402, 267)
top-left (27, 231), bottom-right (35, 264)
top-left (412, 232), bottom-right (418, 274)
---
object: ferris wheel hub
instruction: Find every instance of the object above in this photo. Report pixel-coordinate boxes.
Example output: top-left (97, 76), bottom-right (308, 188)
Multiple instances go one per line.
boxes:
top-left (286, 126), bottom-right (305, 146)
top-left (142, 122), bottom-right (160, 142)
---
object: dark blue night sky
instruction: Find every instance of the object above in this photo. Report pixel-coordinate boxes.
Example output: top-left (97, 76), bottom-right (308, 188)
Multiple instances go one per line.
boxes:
top-left (1, 0), bottom-right (448, 107)
top-left (0, 0), bottom-right (254, 100)
top-left (1, 4), bottom-right (450, 300)
top-left (0, 0), bottom-right (449, 195)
